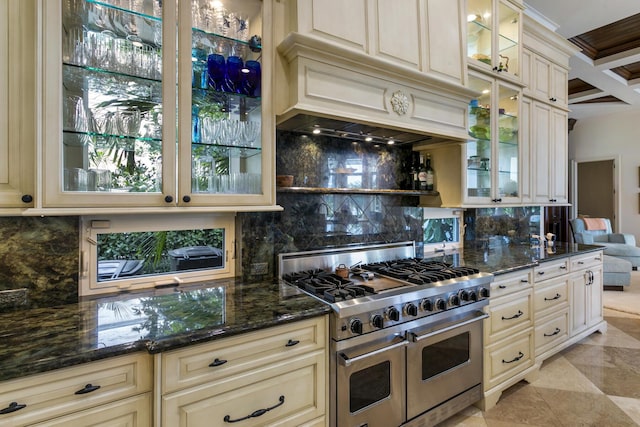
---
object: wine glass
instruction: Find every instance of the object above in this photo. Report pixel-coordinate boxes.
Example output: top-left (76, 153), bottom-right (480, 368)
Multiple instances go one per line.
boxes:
top-left (241, 60), bottom-right (261, 97)
top-left (207, 53), bottom-right (226, 91)
top-left (224, 56), bottom-right (243, 93)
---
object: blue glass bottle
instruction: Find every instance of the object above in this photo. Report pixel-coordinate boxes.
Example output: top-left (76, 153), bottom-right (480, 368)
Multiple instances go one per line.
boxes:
top-left (192, 105), bottom-right (200, 143)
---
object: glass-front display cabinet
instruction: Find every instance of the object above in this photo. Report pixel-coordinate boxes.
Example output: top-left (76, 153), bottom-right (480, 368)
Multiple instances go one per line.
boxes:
top-left (42, 0), bottom-right (273, 208)
top-left (466, 71), bottom-right (520, 204)
top-left (467, 0), bottom-right (521, 81)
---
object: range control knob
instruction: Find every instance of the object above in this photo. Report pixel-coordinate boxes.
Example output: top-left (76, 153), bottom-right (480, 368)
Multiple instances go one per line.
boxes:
top-left (449, 294), bottom-right (460, 307)
top-left (468, 290), bottom-right (478, 302)
top-left (435, 298), bottom-right (446, 311)
top-left (405, 303), bottom-right (418, 317)
top-left (420, 298), bottom-right (433, 312)
top-left (350, 318), bottom-right (364, 334)
top-left (371, 314), bottom-right (384, 329)
top-left (387, 307), bottom-right (400, 321)
top-left (459, 290), bottom-right (470, 302)
top-left (479, 287), bottom-right (490, 298)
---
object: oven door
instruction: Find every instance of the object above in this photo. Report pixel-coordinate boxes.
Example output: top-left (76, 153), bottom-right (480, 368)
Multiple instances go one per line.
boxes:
top-left (336, 334), bottom-right (408, 427)
top-left (406, 310), bottom-right (488, 421)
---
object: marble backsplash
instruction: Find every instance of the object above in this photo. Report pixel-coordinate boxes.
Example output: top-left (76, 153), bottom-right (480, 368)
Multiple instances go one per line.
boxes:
top-left (0, 131), bottom-right (541, 309)
top-left (0, 217), bottom-right (79, 311)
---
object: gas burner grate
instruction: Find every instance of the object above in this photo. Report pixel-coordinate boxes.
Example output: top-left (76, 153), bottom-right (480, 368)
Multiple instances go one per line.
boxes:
top-left (283, 269), bottom-right (376, 302)
top-left (362, 259), bottom-right (480, 285)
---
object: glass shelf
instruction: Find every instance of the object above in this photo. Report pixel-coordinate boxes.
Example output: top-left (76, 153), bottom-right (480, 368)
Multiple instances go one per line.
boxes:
top-left (276, 187), bottom-right (436, 196)
top-left (87, 0), bottom-right (162, 21)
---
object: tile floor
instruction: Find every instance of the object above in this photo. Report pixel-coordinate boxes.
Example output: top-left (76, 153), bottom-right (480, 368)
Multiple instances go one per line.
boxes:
top-left (439, 309), bottom-right (640, 426)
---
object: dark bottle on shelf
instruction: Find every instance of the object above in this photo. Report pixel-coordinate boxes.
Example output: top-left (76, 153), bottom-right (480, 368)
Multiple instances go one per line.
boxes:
top-left (410, 152), bottom-right (420, 190)
top-left (425, 153), bottom-right (434, 191)
top-left (418, 154), bottom-right (427, 191)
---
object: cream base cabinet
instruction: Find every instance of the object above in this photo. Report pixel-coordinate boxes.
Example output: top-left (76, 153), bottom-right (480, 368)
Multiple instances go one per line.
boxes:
top-left (0, 353), bottom-right (152, 427)
top-left (0, 0), bottom-right (35, 210)
top-left (569, 252), bottom-right (605, 337)
top-left (158, 316), bottom-right (328, 427)
top-left (479, 269), bottom-right (537, 411)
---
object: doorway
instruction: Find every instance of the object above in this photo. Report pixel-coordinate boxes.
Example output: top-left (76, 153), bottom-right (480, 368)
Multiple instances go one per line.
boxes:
top-left (572, 159), bottom-right (617, 231)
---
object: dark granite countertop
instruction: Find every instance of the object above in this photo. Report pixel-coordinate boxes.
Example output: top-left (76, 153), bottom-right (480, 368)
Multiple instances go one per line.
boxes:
top-left (0, 242), bottom-right (604, 384)
top-left (422, 242), bottom-right (605, 275)
top-left (0, 279), bottom-right (330, 383)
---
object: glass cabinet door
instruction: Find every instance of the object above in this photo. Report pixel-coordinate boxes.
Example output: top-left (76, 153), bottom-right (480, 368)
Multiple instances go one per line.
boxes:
top-left (62, 0), bottom-right (164, 193)
top-left (466, 74), bottom-right (492, 201)
top-left (467, 0), bottom-right (520, 79)
top-left (178, 0), bottom-right (269, 206)
top-left (496, 81), bottom-right (519, 200)
top-left (467, 0), bottom-right (492, 67)
top-left (466, 73), bottom-right (520, 203)
top-left (43, 0), bottom-right (273, 208)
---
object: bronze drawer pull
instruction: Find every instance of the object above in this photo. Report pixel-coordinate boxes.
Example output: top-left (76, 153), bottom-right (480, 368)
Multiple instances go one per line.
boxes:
top-left (285, 339), bottom-right (300, 347)
top-left (209, 358), bottom-right (228, 367)
top-left (74, 384), bottom-right (101, 395)
top-left (544, 293), bottom-right (561, 301)
top-left (224, 395), bottom-right (285, 423)
top-left (0, 402), bottom-right (26, 414)
top-left (502, 351), bottom-right (525, 364)
top-left (502, 310), bottom-right (523, 320)
top-left (544, 328), bottom-right (561, 337)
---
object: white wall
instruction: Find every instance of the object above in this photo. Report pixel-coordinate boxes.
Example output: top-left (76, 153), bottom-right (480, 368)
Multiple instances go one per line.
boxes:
top-left (568, 109), bottom-right (640, 242)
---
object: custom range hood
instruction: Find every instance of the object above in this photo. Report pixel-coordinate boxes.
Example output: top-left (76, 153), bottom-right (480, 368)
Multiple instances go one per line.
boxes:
top-left (273, 1), bottom-right (478, 145)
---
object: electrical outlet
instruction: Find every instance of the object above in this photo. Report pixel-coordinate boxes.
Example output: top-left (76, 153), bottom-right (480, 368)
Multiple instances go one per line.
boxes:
top-left (250, 262), bottom-right (269, 275)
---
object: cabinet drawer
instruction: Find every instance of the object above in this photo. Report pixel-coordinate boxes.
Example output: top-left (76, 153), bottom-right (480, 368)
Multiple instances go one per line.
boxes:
top-left (29, 393), bottom-right (152, 427)
top-left (534, 259), bottom-right (569, 282)
top-left (534, 277), bottom-right (568, 316)
top-left (570, 251), bottom-right (604, 271)
top-left (486, 289), bottom-right (532, 343)
top-left (484, 329), bottom-right (534, 391)
top-left (162, 350), bottom-right (326, 427)
top-left (535, 310), bottom-right (569, 357)
top-left (491, 269), bottom-right (532, 298)
top-left (162, 316), bottom-right (327, 393)
top-left (0, 353), bottom-right (152, 427)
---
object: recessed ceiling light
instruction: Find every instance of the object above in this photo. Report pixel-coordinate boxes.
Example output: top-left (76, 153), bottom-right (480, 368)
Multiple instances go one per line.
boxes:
top-left (387, 139), bottom-right (395, 145)
top-left (365, 136), bottom-right (373, 142)
top-left (312, 128), bottom-right (321, 134)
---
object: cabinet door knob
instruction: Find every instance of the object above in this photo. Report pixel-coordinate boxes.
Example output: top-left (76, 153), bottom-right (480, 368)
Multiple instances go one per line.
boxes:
top-left (182, 195), bottom-right (191, 203)
top-left (164, 195), bottom-right (174, 203)
top-left (21, 194), bottom-right (33, 203)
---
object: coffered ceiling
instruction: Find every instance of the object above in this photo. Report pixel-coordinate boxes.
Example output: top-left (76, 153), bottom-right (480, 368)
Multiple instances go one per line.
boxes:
top-left (524, 0), bottom-right (640, 120)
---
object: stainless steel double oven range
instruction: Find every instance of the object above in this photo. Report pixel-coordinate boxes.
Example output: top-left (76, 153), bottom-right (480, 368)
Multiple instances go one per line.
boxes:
top-left (279, 241), bottom-right (494, 427)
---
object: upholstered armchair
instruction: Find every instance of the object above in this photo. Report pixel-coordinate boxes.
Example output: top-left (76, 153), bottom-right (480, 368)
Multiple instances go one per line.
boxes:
top-left (570, 218), bottom-right (640, 268)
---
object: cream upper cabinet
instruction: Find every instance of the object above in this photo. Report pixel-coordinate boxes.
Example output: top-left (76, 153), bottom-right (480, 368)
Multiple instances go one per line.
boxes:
top-left (531, 101), bottom-right (568, 204)
top-left (288, 0), bottom-right (465, 84)
top-left (274, 0), bottom-right (474, 142)
top-left (39, 0), bottom-right (276, 211)
top-left (522, 16), bottom-right (579, 109)
top-left (467, 0), bottom-right (523, 84)
top-left (0, 0), bottom-right (35, 210)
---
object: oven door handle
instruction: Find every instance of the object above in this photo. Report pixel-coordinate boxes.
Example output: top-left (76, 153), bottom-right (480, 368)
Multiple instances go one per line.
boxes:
top-left (338, 339), bottom-right (409, 367)
top-left (410, 311), bottom-right (489, 342)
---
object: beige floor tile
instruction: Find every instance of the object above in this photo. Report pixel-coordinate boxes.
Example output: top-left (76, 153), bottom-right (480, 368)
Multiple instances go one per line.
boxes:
top-left (483, 383), bottom-right (560, 426)
top-left (437, 405), bottom-right (488, 427)
top-left (608, 396), bottom-right (640, 425)
top-left (579, 323), bottom-right (640, 349)
top-left (604, 308), bottom-right (640, 319)
top-left (532, 354), bottom-right (603, 394)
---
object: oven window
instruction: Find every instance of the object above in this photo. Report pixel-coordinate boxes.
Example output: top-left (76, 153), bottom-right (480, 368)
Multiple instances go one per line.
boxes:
top-left (349, 361), bottom-right (391, 413)
top-left (421, 332), bottom-right (470, 380)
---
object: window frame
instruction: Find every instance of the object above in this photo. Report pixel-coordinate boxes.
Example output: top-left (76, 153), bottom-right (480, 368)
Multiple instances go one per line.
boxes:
top-left (422, 208), bottom-right (463, 254)
top-left (79, 213), bottom-right (236, 296)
